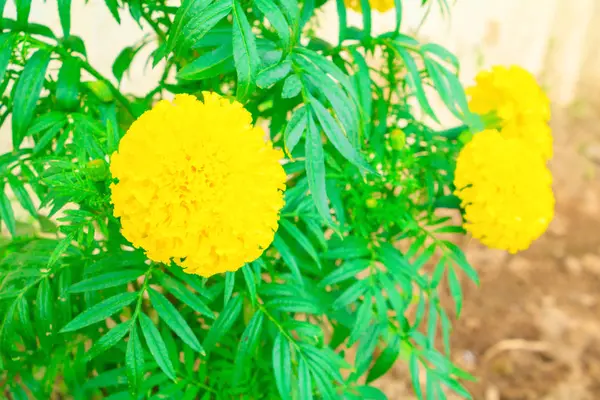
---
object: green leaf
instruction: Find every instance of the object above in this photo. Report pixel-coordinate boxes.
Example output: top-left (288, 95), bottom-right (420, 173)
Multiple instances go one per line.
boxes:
top-left (139, 313), bottom-right (176, 381)
top-left (284, 106), bottom-right (306, 153)
top-left (447, 266), bottom-right (462, 317)
top-left (393, 0), bottom-right (402, 32)
top-left (34, 278), bottom-right (52, 338)
top-left (305, 111), bottom-right (333, 225)
top-left (232, 0), bottom-right (260, 102)
top-left (112, 46), bottom-right (136, 83)
top-left (298, 357), bottom-right (313, 400)
top-left (348, 295), bottom-right (373, 346)
top-left (311, 365), bottom-right (337, 400)
top-left (12, 49), bottom-right (51, 147)
top-left (158, 274), bottom-right (214, 318)
top-left (0, 186), bottom-right (16, 237)
top-left (172, 0), bottom-right (231, 56)
top-left (272, 233), bottom-right (303, 283)
top-left (267, 298), bottom-right (322, 314)
top-left (254, 0), bottom-right (291, 51)
top-left (224, 271), bottom-right (235, 306)
top-left (392, 45), bottom-right (437, 122)
top-left (85, 320), bottom-right (133, 361)
top-left (148, 287), bottom-right (204, 354)
top-left (335, 0), bottom-right (347, 43)
top-left (203, 295), bottom-right (242, 353)
top-left (0, 33), bottom-right (15, 83)
top-left (320, 258), bottom-right (370, 287)
top-left (104, 0), bottom-right (120, 23)
top-left (367, 334), bottom-right (401, 383)
top-left (257, 60), bottom-right (292, 89)
top-left (409, 353), bottom-right (423, 400)
top-left (126, 324), bottom-right (144, 398)
top-left (280, 218), bottom-right (321, 268)
top-left (332, 279), bottom-right (369, 310)
top-left (32, 115), bottom-right (67, 154)
top-left (57, 0), bottom-right (71, 37)
top-left (359, 0), bottom-right (371, 38)
top-left (6, 175), bottom-right (36, 218)
top-left (444, 241), bottom-right (479, 284)
top-left (177, 43), bottom-right (234, 81)
top-left (61, 291), bottom-right (138, 333)
top-left (357, 386), bottom-right (387, 400)
top-left (15, 0), bottom-right (31, 25)
top-left (281, 74), bottom-right (302, 98)
top-left (234, 311), bottom-right (264, 379)
top-left (310, 99), bottom-right (374, 174)
top-left (47, 234), bottom-right (73, 267)
top-left (56, 57), bottom-right (80, 110)
top-left (272, 332), bottom-right (292, 400)
top-left (17, 297), bottom-right (35, 344)
top-left (241, 265), bottom-right (257, 306)
top-left (69, 270), bottom-right (141, 293)
top-left (349, 48), bottom-right (372, 137)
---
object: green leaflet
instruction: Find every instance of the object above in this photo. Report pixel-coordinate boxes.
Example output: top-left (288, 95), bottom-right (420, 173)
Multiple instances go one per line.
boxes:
top-left (232, 0), bottom-right (259, 102)
top-left (12, 49), bottom-right (51, 147)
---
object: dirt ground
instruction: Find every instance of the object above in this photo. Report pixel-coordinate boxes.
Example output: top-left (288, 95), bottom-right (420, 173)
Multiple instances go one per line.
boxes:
top-left (376, 89), bottom-right (600, 399)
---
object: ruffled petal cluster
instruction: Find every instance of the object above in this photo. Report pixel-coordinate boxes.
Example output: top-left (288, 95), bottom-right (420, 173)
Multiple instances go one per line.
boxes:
top-left (454, 130), bottom-right (554, 253)
top-left (467, 65), bottom-right (552, 160)
top-left (344, 0), bottom-right (395, 13)
top-left (110, 93), bottom-right (286, 277)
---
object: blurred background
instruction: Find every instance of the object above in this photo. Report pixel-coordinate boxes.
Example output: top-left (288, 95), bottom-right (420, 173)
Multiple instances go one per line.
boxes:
top-left (3, 1), bottom-right (600, 398)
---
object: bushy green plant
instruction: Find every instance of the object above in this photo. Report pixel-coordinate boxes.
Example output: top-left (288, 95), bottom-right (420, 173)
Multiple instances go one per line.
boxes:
top-left (0, 0), bottom-right (482, 398)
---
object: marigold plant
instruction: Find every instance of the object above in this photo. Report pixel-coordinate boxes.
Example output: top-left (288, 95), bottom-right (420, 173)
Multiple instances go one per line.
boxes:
top-left (0, 1), bottom-right (552, 399)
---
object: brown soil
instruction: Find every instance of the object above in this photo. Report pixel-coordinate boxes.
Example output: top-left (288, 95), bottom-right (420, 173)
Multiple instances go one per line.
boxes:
top-left (377, 92), bottom-right (600, 399)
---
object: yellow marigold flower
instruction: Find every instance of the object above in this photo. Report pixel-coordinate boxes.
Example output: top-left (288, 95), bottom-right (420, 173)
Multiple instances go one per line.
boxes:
top-left (467, 65), bottom-right (551, 123)
top-left (344, 0), bottom-right (395, 13)
top-left (454, 130), bottom-right (554, 253)
top-left (110, 93), bottom-right (286, 277)
top-left (501, 119), bottom-right (553, 161)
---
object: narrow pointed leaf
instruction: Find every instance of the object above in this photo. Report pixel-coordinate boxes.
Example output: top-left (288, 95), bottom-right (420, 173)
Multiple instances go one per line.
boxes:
top-left (61, 291), bottom-right (138, 332)
top-left (139, 313), bottom-right (176, 381)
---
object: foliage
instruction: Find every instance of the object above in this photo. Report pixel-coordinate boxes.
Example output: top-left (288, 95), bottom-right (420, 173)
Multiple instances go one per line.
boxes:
top-left (0, 0), bottom-right (480, 399)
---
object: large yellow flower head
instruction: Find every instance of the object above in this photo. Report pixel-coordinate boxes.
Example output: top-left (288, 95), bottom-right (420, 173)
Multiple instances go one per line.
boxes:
top-left (110, 93), bottom-right (286, 277)
top-left (467, 65), bottom-right (550, 123)
top-left (344, 0), bottom-right (395, 13)
top-left (454, 130), bottom-right (554, 253)
top-left (467, 65), bottom-right (553, 160)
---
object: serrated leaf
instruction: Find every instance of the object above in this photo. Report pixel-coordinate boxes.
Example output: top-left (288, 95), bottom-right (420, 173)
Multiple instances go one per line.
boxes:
top-left (57, 0), bottom-right (71, 37)
top-left (69, 270), bottom-right (141, 293)
top-left (224, 271), bottom-right (235, 305)
top-left (447, 266), bottom-right (462, 317)
top-left (234, 311), bottom-right (264, 379)
top-left (61, 291), bottom-right (138, 332)
top-left (444, 241), bottom-right (479, 284)
top-left (267, 298), bottom-right (322, 314)
top-left (241, 265), bottom-right (257, 305)
top-left (312, 99), bottom-right (374, 174)
top-left (232, 0), bottom-right (259, 102)
top-left (175, 0), bottom-right (231, 56)
top-left (348, 295), bottom-right (373, 346)
top-left (126, 324), bottom-right (144, 398)
top-left (279, 218), bottom-right (321, 268)
top-left (12, 49), bottom-right (51, 147)
top-left (392, 45), bottom-right (438, 122)
top-left (284, 106), bottom-right (306, 153)
top-left (85, 320), bottom-right (133, 361)
top-left (305, 112), bottom-right (333, 225)
top-left (177, 43), bottom-right (234, 81)
top-left (272, 233), bottom-right (303, 283)
top-left (0, 187), bottom-right (16, 237)
top-left (0, 33), bottom-right (15, 83)
top-left (158, 274), bottom-right (214, 318)
top-left (281, 74), bottom-right (301, 98)
top-left (203, 295), bottom-right (242, 353)
top-left (272, 333), bottom-right (292, 400)
top-left (257, 60), bottom-right (292, 88)
top-left (409, 353), bottom-right (423, 400)
top-left (6, 175), bottom-right (36, 217)
top-left (332, 279), bottom-right (369, 310)
top-left (139, 313), bottom-right (176, 381)
top-left (366, 334), bottom-right (401, 383)
top-left (254, 0), bottom-right (291, 51)
top-left (147, 287), bottom-right (204, 354)
top-left (320, 258), bottom-right (370, 287)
